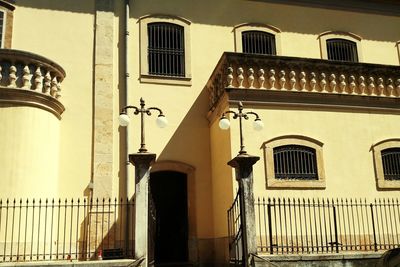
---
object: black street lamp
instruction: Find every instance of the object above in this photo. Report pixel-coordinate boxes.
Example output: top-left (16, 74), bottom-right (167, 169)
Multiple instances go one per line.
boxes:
top-left (219, 101), bottom-right (264, 155)
top-left (119, 97), bottom-right (168, 153)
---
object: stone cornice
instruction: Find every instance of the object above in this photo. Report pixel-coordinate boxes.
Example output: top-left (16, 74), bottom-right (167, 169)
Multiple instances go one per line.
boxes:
top-left (0, 87), bottom-right (65, 119)
top-left (206, 52), bottom-right (400, 115)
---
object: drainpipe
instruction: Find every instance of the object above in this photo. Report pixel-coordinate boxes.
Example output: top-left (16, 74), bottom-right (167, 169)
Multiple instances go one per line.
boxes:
top-left (124, 0), bottom-right (131, 256)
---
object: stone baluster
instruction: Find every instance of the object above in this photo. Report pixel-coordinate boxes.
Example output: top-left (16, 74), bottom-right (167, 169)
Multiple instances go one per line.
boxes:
top-left (227, 67), bottom-right (234, 88)
top-left (299, 71), bottom-right (306, 91)
top-left (367, 77), bottom-right (375, 96)
top-left (349, 75), bottom-right (356, 94)
top-left (237, 67), bottom-right (244, 88)
top-left (56, 80), bottom-right (62, 99)
top-left (50, 76), bottom-right (58, 97)
top-left (258, 69), bottom-right (265, 89)
top-left (329, 74), bottom-right (336, 92)
top-left (319, 73), bottom-right (326, 92)
top-left (43, 71), bottom-right (51, 95)
top-left (268, 69), bottom-right (276, 89)
top-left (395, 79), bottom-right (400, 97)
top-left (377, 78), bottom-right (384, 96)
top-left (359, 76), bottom-right (366, 95)
top-left (34, 67), bottom-right (43, 91)
top-left (339, 74), bottom-right (346, 93)
top-left (279, 70), bottom-right (286, 89)
top-left (309, 72), bottom-right (316, 91)
top-left (386, 78), bottom-right (394, 97)
top-left (22, 65), bottom-right (31, 89)
top-left (0, 66), bottom-right (2, 84)
top-left (8, 65), bottom-right (17, 88)
top-left (248, 68), bottom-right (254, 89)
top-left (289, 71), bottom-right (296, 90)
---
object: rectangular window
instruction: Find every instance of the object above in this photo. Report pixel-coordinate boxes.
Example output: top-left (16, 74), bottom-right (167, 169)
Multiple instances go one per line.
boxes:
top-left (381, 148), bottom-right (400, 180)
top-left (273, 145), bottom-right (318, 180)
top-left (242, 31), bottom-right (276, 55)
top-left (148, 22), bottom-right (185, 77)
top-left (326, 38), bottom-right (358, 62)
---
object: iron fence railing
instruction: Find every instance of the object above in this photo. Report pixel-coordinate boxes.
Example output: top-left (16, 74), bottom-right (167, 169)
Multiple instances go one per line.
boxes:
top-left (227, 190), bottom-right (243, 266)
top-left (255, 197), bottom-right (400, 254)
top-left (0, 198), bottom-right (135, 262)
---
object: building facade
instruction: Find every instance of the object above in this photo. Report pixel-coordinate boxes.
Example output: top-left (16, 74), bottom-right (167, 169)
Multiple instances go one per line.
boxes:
top-left (0, 0), bottom-right (400, 266)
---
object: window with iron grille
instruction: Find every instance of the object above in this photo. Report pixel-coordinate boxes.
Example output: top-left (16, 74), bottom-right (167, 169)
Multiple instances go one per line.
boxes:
top-left (147, 22), bottom-right (185, 77)
top-left (273, 145), bottom-right (318, 180)
top-left (242, 31), bottom-right (276, 55)
top-left (326, 38), bottom-right (358, 62)
top-left (381, 147), bottom-right (400, 180)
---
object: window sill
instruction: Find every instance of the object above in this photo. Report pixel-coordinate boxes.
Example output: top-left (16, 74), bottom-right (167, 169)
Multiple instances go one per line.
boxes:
top-left (140, 74), bottom-right (192, 86)
top-left (377, 179), bottom-right (400, 190)
top-left (266, 178), bottom-right (326, 189)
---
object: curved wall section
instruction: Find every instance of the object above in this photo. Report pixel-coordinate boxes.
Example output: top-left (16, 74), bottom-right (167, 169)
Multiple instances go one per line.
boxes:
top-left (0, 105), bottom-right (60, 198)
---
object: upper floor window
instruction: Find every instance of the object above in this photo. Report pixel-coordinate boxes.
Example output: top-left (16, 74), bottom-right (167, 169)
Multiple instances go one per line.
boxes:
top-left (381, 147), bottom-right (400, 181)
top-left (319, 31), bottom-right (362, 63)
top-left (234, 23), bottom-right (281, 56)
top-left (326, 38), bottom-right (358, 62)
top-left (147, 22), bottom-right (185, 77)
top-left (0, 1), bottom-right (15, 49)
top-left (139, 15), bottom-right (191, 85)
top-left (262, 135), bottom-right (326, 189)
top-left (242, 31), bottom-right (276, 55)
top-left (371, 139), bottom-right (400, 189)
top-left (274, 145), bottom-right (318, 180)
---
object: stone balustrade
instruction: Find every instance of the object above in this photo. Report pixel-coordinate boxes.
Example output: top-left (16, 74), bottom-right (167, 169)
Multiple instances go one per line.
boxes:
top-left (207, 52), bottom-right (400, 110)
top-left (0, 49), bottom-right (66, 118)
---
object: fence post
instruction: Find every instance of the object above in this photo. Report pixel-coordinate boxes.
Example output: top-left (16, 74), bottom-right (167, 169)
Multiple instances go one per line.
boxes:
top-left (228, 154), bottom-right (259, 266)
top-left (332, 205), bottom-right (339, 253)
top-left (370, 203), bottom-right (378, 252)
top-left (129, 153), bottom-right (156, 267)
top-left (267, 203), bottom-right (273, 255)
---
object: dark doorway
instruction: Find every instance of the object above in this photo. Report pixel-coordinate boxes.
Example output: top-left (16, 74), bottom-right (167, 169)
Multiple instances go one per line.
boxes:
top-left (150, 171), bottom-right (189, 265)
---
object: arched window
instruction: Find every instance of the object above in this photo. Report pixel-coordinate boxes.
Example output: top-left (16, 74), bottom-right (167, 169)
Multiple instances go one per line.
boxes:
top-left (241, 30), bottom-right (276, 55)
top-left (273, 145), bottom-right (318, 180)
top-left (234, 23), bottom-right (281, 55)
top-left (139, 15), bottom-right (191, 85)
top-left (319, 31), bottom-right (362, 63)
top-left (0, 1), bottom-right (15, 49)
top-left (381, 147), bottom-right (400, 180)
top-left (372, 139), bottom-right (400, 189)
top-left (326, 38), bottom-right (358, 62)
top-left (147, 22), bottom-right (185, 77)
top-left (262, 135), bottom-right (325, 189)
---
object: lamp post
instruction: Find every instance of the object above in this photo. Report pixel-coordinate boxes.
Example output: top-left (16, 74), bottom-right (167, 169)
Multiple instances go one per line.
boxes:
top-left (219, 101), bottom-right (263, 266)
top-left (119, 98), bottom-right (167, 267)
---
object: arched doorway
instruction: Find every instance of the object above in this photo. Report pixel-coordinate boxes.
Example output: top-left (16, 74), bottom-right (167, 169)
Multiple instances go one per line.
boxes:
top-left (150, 170), bottom-right (189, 265)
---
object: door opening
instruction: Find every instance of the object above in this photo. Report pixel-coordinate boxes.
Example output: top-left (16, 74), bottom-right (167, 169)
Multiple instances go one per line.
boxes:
top-left (150, 171), bottom-right (189, 265)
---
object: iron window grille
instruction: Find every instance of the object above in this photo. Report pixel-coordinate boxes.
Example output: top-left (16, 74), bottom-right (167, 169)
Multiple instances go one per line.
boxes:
top-left (273, 145), bottom-right (318, 180)
top-left (147, 22), bottom-right (185, 77)
top-left (326, 38), bottom-right (358, 62)
top-left (381, 147), bottom-right (400, 180)
top-left (242, 30), bottom-right (276, 55)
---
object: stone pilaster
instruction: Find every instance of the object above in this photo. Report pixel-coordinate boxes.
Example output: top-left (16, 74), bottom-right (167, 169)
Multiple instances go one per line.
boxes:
top-left (129, 153), bottom-right (156, 267)
top-left (228, 154), bottom-right (259, 266)
top-left (92, 0), bottom-right (115, 199)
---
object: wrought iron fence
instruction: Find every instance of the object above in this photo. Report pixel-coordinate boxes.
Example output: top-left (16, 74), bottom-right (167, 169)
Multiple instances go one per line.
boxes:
top-left (227, 190), bottom-right (243, 266)
top-left (255, 197), bottom-right (400, 254)
top-left (0, 198), bottom-right (135, 262)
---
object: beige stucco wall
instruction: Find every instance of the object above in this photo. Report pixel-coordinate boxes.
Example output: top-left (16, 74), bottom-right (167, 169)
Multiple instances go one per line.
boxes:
top-left (10, 2), bottom-right (95, 198)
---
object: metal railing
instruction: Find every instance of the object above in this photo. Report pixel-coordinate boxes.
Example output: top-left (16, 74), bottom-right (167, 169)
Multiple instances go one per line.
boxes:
top-left (227, 190), bottom-right (243, 266)
top-left (255, 197), bottom-right (400, 254)
top-left (0, 198), bottom-right (135, 262)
